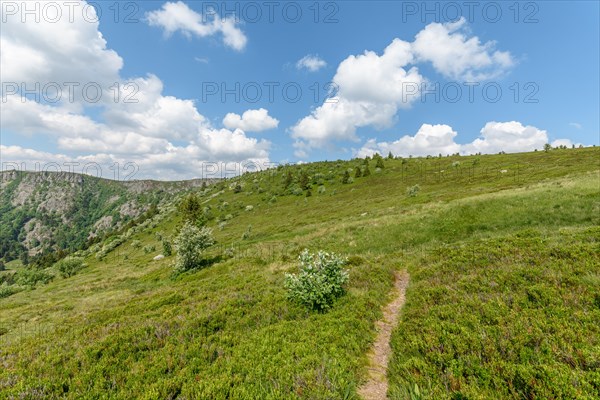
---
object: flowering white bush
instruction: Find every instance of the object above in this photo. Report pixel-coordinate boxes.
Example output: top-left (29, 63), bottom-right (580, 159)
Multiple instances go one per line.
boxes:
top-left (173, 222), bottom-right (215, 272)
top-left (284, 249), bottom-right (349, 312)
top-left (407, 184), bottom-right (420, 197)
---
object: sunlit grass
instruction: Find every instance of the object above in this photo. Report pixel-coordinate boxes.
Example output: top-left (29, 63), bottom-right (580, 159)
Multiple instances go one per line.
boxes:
top-left (0, 147), bottom-right (599, 398)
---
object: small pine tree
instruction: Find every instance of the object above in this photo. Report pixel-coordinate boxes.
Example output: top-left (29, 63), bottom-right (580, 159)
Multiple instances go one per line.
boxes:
top-left (363, 165), bottom-right (371, 177)
top-left (299, 171), bottom-right (310, 190)
top-left (375, 158), bottom-right (385, 169)
top-left (354, 166), bottom-right (362, 178)
top-left (387, 151), bottom-right (394, 159)
top-left (0, 260), bottom-right (5, 271)
top-left (162, 239), bottom-right (172, 257)
top-left (283, 171), bottom-right (293, 188)
top-left (20, 251), bottom-right (29, 266)
top-left (544, 143), bottom-right (552, 152)
top-left (180, 193), bottom-right (202, 223)
top-left (341, 170), bottom-right (350, 184)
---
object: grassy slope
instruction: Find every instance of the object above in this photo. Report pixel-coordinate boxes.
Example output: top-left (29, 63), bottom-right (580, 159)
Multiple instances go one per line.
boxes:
top-left (0, 148), bottom-right (599, 399)
top-left (388, 225), bottom-right (600, 400)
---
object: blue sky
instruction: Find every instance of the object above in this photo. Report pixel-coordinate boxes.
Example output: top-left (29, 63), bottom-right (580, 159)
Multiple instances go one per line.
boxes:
top-left (1, 1), bottom-right (598, 179)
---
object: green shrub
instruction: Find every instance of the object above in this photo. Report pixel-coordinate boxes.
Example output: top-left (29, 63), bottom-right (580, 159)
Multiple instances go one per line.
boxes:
top-left (284, 249), bottom-right (349, 312)
top-left (0, 284), bottom-right (20, 299)
top-left (173, 222), bottom-right (215, 272)
top-left (407, 184), bottom-right (420, 197)
top-left (242, 225), bottom-right (253, 240)
top-left (143, 245), bottom-right (156, 254)
top-left (224, 247), bottom-right (235, 258)
top-left (162, 240), bottom-right (172, 257)
top-left (0, 271), bottom-right (15, 285)
top-left (15, 268), bottom-right (54, 288)
top-left (55, 257), bottom-right (87, 278)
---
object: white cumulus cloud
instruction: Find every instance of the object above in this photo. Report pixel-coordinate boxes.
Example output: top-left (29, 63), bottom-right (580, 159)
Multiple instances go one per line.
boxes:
top-left (290, 20), bottom-right (514, 155)
top-left (412, 18), bottom-right (514, 81)
top-left (356, 124), bottom-right (461, 158)
top-left (291, 39), bottom-right (423, 149)
top-left (356, 121), bottom-right (576, 158)
top-left (1, 0), bottom-right (269, 179)
top-left (223, 109), bottom-right (279, 132)
top-left (296, 55), bottom-right (327, 72)
top-left (145, 1), bottom-right (247, 51)
top-left (463, 121), bottom-right (548, 154)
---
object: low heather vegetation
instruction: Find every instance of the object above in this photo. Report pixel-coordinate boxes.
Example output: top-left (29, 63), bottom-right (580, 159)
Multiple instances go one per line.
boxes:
top-left (0, 147), bottom-right (598, 398)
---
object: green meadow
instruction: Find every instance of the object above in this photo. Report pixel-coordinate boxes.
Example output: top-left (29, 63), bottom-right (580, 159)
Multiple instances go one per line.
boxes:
top-left (1, 147), bottom-right (599, 399)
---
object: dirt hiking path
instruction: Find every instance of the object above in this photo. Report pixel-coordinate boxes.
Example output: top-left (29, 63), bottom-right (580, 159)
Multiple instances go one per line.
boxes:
top-left (358, 270), bottom-right (410, 400)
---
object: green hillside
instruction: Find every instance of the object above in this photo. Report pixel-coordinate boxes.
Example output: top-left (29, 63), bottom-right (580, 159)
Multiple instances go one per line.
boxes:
top-left (1, 147), bottom-right (599, 399)
top-left (0, 171), bottom-right (208, 266)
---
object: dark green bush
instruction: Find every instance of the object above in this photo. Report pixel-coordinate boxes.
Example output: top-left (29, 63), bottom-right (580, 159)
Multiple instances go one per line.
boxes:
top-left (162, 240), bottom-right (172, 257)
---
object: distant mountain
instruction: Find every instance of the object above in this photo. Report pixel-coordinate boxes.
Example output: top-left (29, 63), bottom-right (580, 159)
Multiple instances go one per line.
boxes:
top-left (0, 170), bottom-right (214, 265)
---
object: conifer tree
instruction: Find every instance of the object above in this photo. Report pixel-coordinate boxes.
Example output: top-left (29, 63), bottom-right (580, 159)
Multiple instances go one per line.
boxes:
top-left (283, 171), bottom-right (293, 188)
top-left (363, 165), bottom-right (371, 177)
top-left (341, 170), bottom-right (350, 184)
top-left (180, 193), bottom-right (202, 222)
top-left (354, 166), bottom-right (362, 178)
top-left (299, 171), bottom-right (310, 190)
